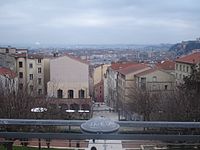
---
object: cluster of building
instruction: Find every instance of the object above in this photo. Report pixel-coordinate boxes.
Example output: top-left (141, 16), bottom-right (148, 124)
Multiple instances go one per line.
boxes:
top-left (0, 47), bottom-right (91, 117)
top-left (102, 51), bottom-right (200, 119)
top-left (0, 46), bottom-right (200, 120)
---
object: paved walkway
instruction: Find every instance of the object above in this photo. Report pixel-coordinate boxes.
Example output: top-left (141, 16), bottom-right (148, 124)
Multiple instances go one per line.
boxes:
top-left (86, 103), bottom-right (123, 150)
top-left (85, 140), bottom-right (123, 150)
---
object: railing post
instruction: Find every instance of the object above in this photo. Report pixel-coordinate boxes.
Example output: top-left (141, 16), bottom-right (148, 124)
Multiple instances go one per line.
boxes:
top-left (6, 141), bottom-right (13, 150)
top-left (38, 138), bottom-right (41, 150)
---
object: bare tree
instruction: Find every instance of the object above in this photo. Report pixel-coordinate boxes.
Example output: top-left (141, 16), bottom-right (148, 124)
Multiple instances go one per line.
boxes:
top-left (127, 86), bottom-right (161, 121)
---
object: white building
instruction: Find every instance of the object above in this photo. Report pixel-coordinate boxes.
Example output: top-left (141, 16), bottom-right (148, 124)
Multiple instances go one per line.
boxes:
top-left (47, 55), bottom-right (90, 99)
top-left (175, 52), bottom-right (200, 83)
top-left (0, 67), bottom-right (18, 94)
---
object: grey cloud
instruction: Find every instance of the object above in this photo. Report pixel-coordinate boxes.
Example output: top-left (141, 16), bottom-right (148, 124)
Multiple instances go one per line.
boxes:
top-left (0, 0), bottom-right (200, 45)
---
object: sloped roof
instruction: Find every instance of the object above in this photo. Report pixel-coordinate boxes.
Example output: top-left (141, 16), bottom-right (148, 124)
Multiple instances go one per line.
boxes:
top-left (118, 63), bottom-right (148, 75)
top-left (156, 60), bottom-right (175, 70)
top-left (135, 68), bottom-right (158, 76)
top-left (28, 54), bottom-right (44, 59)
top-left (176, 52), bottom-right (200, 64)
top-left (0, 67), bottom-right (17, 79)
top-left (110, 62), bottom-right (138, 70)
top-left (52, 53), bottom-right (89, 65)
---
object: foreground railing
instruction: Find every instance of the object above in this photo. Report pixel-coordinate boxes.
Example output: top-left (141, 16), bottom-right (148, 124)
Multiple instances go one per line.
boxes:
top-left (0, 119), bottom-right (200, 150)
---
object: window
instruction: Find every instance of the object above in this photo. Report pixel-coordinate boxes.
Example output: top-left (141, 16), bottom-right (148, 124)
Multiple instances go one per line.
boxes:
top-left (176, 64), bottom-right (178, 70)
top-left (57, 89), bottom-right (63, 98)
top-left (6, 48), bottom-right (9, 53)
top-left (19, 83), bottom-right (23, 90)
top-left (68, 90), bottom-right (74, 99)
top-left (38, 89), bottom-right (42, 95)
top-left (30, 85), bottom-right (34, 91)
top-left (180, 65), bottom-right (182, 71)
top-left (5, 79), bottom-right (8, 87)
top-left (38, 67), bottom-right (42, 73)
top-left (179, 74), bottom-right (182, 79)
top-left (141, 77), bottom-right (146, 90)
top-left (19, 61), bottom-right (23, 68)
top-left (153, 76), bottom-right (157, 82)
top-left (183, 65), bottom-right (185, 72)
top-left (186, 66), bottom-right (189, 72)
top-left (19, 72), bottom-right (23, 78)
top-left (29, 63), bottom-right (33, 68)
top-left (38, 78), bottom-right (42, 85)
top-left (29, 74), bottom-right (33, 80)
top-left (38, 59), bottom-right (41, 63)
top-left (79, 89), bottom-right (85, 98)
top-left (164, 85), bottom-right (168, 90)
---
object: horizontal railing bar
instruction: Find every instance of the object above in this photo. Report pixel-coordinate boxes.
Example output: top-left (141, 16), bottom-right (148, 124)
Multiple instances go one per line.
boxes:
top-left (117, 121), bottom-right (200, 128)
top-left (0, 119), bottom-right (200, 128)
top-left (0, 119), bottom-right (85, 126)
top-left (0, 132), bottom-right (200, 141)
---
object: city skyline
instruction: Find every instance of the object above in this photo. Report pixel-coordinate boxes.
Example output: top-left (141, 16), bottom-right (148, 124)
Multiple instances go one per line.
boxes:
top-left (0, 0), bottom-right (200, 45)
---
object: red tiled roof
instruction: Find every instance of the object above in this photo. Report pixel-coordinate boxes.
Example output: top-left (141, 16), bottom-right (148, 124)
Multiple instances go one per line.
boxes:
top-left (110, 62), bottom-right (138, 70)
top-left (0, 67), bottom-right (17, 79)
top-left (176, 52), bottom-right (200, 64)
top-left (156, 60), bottom-right (175, 70)
top-left (118, 63), bottom-right (149, 75)
top-left (135, 68), bottom-right (158, 76)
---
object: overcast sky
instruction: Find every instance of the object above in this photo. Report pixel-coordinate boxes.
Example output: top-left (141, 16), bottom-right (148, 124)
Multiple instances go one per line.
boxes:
top-left (0, 0), bottom-right (199, 45)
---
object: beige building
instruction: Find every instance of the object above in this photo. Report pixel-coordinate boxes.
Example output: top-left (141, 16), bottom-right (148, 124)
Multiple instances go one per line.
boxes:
top-left (93, 64), bottom-right (110, 85)
top-left (135, 68), bottom-right (175, 92)
top-left (105, 62), bottom-right (137, 110)
top-left (92, 64), bottom-right (110, 102)
top-left (47, 55), bottom-right (90, 99)
top-left (0, 47), bottom-right (16, 54)
top-left (175, 52), bottom-right (200, 83)
top-left (15, 53), bottom-right (47, 96)
top-left (117, 64), bottom-right (150, 105)
top-left (116, 63), bottom-right (175, 120)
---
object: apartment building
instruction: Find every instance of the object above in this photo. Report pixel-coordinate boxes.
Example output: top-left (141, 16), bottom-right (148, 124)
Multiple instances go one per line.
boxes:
top-left (175, 52), bottom-right (200, 83)
top-left (0, 67), bottom-right (18, 94)
top-left (105, 62), bottom-right (138, 111)
top-left (47, 54), bottom-right (90, 99)
top-left (0, 47), bottom-right (16, 54)
top-left (156, 60), bottom-right (175, 74)
top-left (135, 68), bottom-right (175, 92)
top-left (117, 64), bottom-right (150, 106)
top-left (15, 53), bottom-right (46, 96)
top-left (92, 64), bottom-right (110, 102)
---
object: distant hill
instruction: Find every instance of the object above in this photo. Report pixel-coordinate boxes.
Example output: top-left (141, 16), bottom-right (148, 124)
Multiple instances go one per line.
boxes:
top-left (169, 38), bottom-right (200, 56)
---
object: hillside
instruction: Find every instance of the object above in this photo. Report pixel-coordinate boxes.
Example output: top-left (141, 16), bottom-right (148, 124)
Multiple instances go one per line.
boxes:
top-left (169, 39), bottom-right (200, 56)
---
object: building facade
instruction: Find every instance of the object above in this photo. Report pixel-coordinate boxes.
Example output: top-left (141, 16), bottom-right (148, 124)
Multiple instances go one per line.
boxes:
top-left (92, 64), bottom-right (110, 102)
top-left (105, 62), bottom-right (138, 111)
top-left (135, 68), bottom-right (175, 92)
top-left (15, 53), bottom-right (46, 96)
top-left (175, 52), bottom-right (200, 83)
top-left (47, 55), bottom-right (90, 99)
top-left (0, 67), bottom-right (18, 94)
